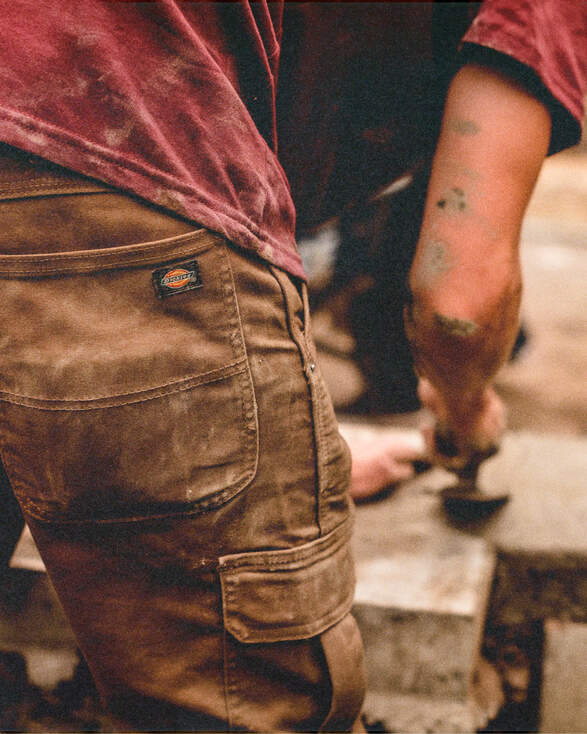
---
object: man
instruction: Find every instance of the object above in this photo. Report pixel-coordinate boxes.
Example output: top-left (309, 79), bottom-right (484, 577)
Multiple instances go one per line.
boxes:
top-left (0, 1), bottom-right (584, 731)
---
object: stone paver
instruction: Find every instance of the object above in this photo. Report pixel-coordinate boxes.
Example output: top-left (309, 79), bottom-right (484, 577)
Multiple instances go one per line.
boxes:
top-left (540, 619), bottom-right (587, 733)
top-left (349, 428), bottom-right (587, 626)
top-left (348, 427), bottom-right (587, 730)
top-left (353, 533), bottom-right (495, 700)
top-left (0, 569), bottom-right (78, 689)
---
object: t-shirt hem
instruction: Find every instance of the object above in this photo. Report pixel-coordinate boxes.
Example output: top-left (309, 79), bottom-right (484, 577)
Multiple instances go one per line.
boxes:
top-left (0, 111), bottom-right (306, 281)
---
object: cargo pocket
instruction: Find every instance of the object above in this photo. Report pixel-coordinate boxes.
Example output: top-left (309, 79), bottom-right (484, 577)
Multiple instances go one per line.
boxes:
top-left (0, 230), bottom-right (258, 523)
top-left (219, 516), bottom-right (365, 731)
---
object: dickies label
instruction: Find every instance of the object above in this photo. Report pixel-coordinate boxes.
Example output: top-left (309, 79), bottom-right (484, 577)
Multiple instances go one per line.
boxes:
top-left (152, 259), bottom-right (202, 298)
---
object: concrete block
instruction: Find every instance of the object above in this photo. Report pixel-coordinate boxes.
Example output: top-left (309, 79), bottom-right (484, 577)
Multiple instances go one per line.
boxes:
top-left (352, 471), bottom-right (496, 731)
top-left (0, 569), bottom-right (78, 689)
top-left (540, 619), bottom-right (587, 733)
top-left (353, 535), bottom-right (495, 701)
top-left (10, 525), bottom-right (45, 573)
top-left (363, 692), bottom-right (496, 734)
top-left (347, 427), bottom-right (587, 731)
top-left (491, 552), bottom-right (587, 626)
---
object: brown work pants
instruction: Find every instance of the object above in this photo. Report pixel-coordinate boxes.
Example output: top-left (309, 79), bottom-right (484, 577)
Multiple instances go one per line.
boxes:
top-left (0, 147), bottom-right (366, 731)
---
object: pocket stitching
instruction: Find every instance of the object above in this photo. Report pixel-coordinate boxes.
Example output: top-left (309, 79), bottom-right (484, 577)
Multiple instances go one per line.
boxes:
top-left (0, 240), bottom-right (249, 406)
top-left (0, 358), bottom-right (248, 409)
top-left (2, 347), bottom-right (258, 524)
top-left (0, 228), bottom-right (218, 277)
top-left (218, 514), bottom-right (352, 571)
top-left (1, 243), bottom-right (259, 523)
top-left (219, 517), bottom-right (355, 644)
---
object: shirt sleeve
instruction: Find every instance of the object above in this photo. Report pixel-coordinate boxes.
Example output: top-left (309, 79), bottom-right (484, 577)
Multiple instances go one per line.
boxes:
top-left (459, 0), bottom-right (587, 154)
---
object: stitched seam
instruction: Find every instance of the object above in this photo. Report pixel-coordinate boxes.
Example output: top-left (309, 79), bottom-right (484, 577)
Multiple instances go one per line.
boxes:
top-left (219, 518), bottom-right (351, 571)
top-left (268, 265), bottom-right (324, 533)
top-left (317, 375), bottom-right (331, 495)
top-left (218, 244), bottom-right (243, 364)
top-left (0, 229), bottom-right (206, 264)
top-left (228, 598), bottom-right (354, 643)
top-left (0, 110), bottom-right (296, 256)
top-left (224, 604), bottom-right (242, 728)
top-left (222, 625), bottom-right (233, 730)
top-left (0, 170), bottom-right (105, 180)
top-left (224, 548), bottom-right (346, 576)
top-left (222, 248), bottom-right (259, 500)
top-left (220, 539), bottom-right (346, 572)
top-left (14, 376), bottom-right (258, 522)
top-left (0, 231), bottom-right (218, 276)
top-left (16, 466), bottom-right (253, 523)
top-left (0, 181), bottom-right (111, 195)
top-left (0, 358), bottom-right (246, 407)
top-left (222, 558), bottom-right (355, 643)
top-left (0, 247), bottom-right (206, 276)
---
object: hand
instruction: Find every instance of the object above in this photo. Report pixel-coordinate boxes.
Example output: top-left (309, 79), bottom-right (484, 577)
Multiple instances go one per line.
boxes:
top-left (418, 377), bottom-right (505, 472)
top-left (344, 429), bottom-right (425, 501)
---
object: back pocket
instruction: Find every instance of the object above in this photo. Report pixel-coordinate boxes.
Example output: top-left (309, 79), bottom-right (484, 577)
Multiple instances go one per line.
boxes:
top-left (0, 230), bottom-right (258, 523)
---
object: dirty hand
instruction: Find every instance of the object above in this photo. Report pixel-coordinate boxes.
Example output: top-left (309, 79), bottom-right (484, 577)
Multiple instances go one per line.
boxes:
top-left (418, 377), bottom-right (505, 473)
top-left (344, 430), bottom-right (425, 501)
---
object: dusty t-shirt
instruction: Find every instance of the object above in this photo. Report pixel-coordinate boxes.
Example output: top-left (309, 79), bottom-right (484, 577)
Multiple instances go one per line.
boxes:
top-left (0, 1), bottom-right (302, 276)
top-left (0, 0), bottom-right (584, 278)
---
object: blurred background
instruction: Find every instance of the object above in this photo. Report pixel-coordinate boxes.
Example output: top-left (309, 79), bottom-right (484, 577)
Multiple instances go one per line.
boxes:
top-left (306, 131), bottom-right (587, 438)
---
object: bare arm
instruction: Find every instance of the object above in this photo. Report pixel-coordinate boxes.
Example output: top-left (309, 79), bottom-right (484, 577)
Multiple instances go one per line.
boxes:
top-left (406, 63), bottom-right (551, 465)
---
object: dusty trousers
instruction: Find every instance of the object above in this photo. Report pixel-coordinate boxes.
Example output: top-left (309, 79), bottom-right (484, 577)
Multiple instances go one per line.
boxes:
top-left (0, 146), bottom-right (366, 732)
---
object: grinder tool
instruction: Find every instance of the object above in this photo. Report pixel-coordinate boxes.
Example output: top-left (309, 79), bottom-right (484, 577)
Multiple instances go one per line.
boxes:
top-left (434, 430), bottom-right (510, 515)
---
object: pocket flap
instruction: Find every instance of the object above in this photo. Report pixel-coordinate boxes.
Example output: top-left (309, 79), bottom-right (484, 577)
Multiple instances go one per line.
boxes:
top-left (219, 517), bottom-right (355, 643)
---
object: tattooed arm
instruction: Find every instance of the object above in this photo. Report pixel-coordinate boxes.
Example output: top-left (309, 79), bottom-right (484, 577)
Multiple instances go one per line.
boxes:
top-left (405, 63), bottom-right (551, 467)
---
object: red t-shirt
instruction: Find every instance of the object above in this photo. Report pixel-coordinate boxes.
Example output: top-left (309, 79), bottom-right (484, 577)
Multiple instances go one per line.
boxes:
top-left (462, 0), bottom-right (587, 135)
top-left (0, 1), bottom-right (302, 276)
top-left (276, 1), bottom-right (587, 232)
top-left (0, 1), bottom-right (584, 279)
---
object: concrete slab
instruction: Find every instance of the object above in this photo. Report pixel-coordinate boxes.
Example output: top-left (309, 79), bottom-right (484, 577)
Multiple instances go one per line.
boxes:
top-left (348, 427), bottom-right (587, 730)
top-left (353, 533), bottom-right (494, 701)
top-left (363, 691), bottom-right (495, 734)
top-left (0, 570), bottom-right (78, 689)
top-left (540, 619), bottom-right (587, 733)
top-left (348, 425), bottom-right (496, 730)
top-left (10, 525), bottom-right (45, 572)
top-left (349, 428), bottom-right (587, 626)
top-left (463, 432), bottom-right (587, 556)
top-left (352, 532), bottom-right (496, 730)
top-left (353, 600), bottom-right (488, 701)
top-left (0, 643), bottom-right (79, 690)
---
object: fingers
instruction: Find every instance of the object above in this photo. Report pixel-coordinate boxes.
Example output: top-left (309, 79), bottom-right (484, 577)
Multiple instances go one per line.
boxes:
top-left (346, 431), bottom-right (425, 500)
top-left (386, 459), bottom-right (417, 483)
top-left (350, 456), bottom-right (415, 500)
